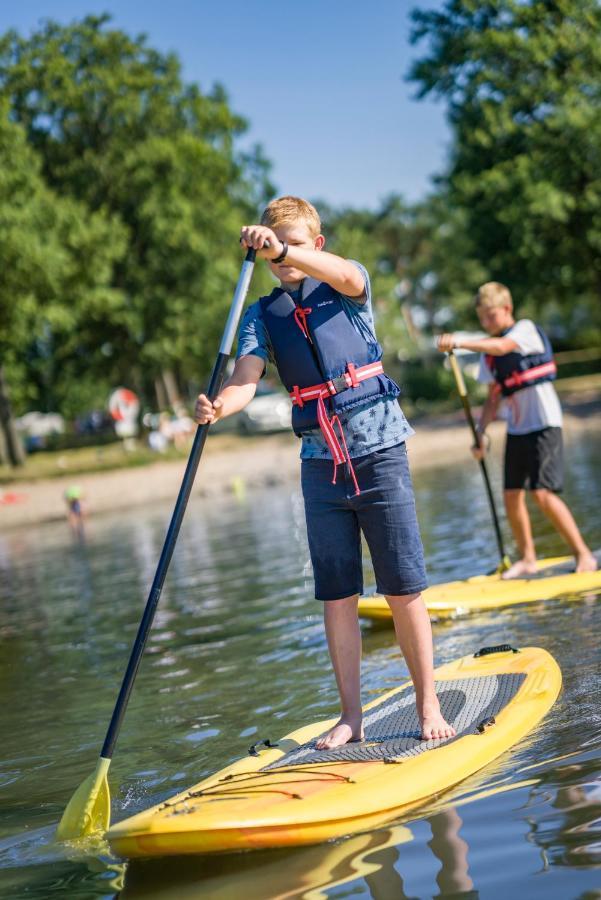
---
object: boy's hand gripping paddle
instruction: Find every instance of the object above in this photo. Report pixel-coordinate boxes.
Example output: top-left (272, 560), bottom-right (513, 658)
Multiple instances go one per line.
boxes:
top-left (447, 351), bottom-right (511, 573)
top-left (57, 246), bottom-right (263, 842)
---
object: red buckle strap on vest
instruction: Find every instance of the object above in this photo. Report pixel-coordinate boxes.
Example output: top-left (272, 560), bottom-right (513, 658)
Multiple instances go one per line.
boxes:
top-left (503, 361), bottom-right (557, 390)
top-left (291, 385), bottom-right (304, 409)
top-left (346, 362), bottom-right (359, 387)
top-left (290, 361), bottom-right (384, 407)
top-left (290, 361), bottom-right (384, 495)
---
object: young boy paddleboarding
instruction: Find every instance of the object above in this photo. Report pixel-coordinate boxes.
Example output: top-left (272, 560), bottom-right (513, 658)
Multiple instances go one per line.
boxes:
top-left (437, 281), bottom-right (597, 580)
top-left (195, 196), bottom-right (455, 749)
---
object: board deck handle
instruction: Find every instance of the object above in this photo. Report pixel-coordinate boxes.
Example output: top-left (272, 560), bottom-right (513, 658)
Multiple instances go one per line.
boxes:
top-left (248, 739), bottom-right (279, 757)
top-left (474, 644), bottom-right (519, 657)
top-left (475, 715), bottom-right (496, 734)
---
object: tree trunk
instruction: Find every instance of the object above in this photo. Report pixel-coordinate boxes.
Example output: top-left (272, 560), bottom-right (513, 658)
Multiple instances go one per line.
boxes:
top-left (0, 365), bottom-right (25, 467)
top-left (154, 374), bottom-right (168, 411)
top-left (401, 301), bottom-right (421, 347)
top-left (161, 368), bottom-right (183, 411)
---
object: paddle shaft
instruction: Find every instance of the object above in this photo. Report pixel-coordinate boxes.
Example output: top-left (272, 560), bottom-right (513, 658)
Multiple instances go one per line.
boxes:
top-left (447, 351), bottom-right (507, 563)
top-left (100, 247), bottom-right (259, 760)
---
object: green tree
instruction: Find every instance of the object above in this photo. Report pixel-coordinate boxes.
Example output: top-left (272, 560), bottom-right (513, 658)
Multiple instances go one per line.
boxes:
top-left (409, 0), bottom-right (601, 341)
top-left (323, 194), bottom-right (484, 356)
top-left (0, 100), bottom-right (125, 464)
top-left (0, 15), bottom-right (273, 415)
top-left (319, 195), bottom-right (486, 405)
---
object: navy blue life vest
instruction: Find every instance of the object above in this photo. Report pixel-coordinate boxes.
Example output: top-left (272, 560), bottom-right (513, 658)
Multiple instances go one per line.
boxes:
top-left (486, 325), bottom-right (557, 397)
top-left (259, 277), bottom-right (400, 434)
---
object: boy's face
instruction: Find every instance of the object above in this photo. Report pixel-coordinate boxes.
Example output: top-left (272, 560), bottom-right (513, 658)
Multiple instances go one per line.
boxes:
top-left (268, 221), bottom-right (325, 285)
top-left (476, 302), bottom-right (514, 336)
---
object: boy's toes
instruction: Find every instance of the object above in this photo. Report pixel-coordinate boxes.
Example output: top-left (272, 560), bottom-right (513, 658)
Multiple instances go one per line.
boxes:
top-left (420, 713), bottom-right (456, 742)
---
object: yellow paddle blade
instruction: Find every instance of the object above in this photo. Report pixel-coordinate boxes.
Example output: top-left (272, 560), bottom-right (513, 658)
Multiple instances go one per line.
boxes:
top-left (497, 556), bottom-right (512, 574)
top-left (56, 757), bottom-right (111, 841)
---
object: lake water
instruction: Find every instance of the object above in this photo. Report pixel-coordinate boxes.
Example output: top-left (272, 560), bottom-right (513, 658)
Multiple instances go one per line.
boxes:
top-left (1, 430), bottom-right (600, 898)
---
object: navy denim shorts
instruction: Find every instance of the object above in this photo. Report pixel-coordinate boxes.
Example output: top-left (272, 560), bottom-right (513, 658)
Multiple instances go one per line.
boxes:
top-left (301, 442), bottom-right (428, 601)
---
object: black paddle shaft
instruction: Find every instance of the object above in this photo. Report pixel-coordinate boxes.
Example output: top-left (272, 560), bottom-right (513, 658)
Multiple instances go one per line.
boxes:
top-left (101, 247), bottom-right (260, 760)
top-left (448, 352), bottom-right (507, 563)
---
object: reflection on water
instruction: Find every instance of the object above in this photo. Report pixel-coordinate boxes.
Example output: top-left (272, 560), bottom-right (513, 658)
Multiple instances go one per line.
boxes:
top-left (0, 430), bottom-right (599, 898)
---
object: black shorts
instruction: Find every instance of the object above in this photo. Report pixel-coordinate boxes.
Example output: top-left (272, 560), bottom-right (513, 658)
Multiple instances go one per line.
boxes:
top-left (504, 427), bottom-right (563, 492)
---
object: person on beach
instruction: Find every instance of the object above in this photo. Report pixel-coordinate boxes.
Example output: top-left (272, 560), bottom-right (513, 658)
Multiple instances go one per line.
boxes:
top-left (437, 281), bottom-right (597, 580)
top-left (195, 196), bottom-right (455, 749)
top-left (64, 483), bottom-right (85, 536)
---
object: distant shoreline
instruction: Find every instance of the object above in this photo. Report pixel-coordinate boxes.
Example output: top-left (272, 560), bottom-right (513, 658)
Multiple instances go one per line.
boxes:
top-left (1, 392), bottom-right (599, 532)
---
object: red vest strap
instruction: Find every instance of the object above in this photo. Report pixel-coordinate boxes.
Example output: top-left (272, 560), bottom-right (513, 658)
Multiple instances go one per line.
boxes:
top-left (502, 361), bottom-right (557, 390)
top-left (290, 361), bottom-right (385, 496)
top-left (290, 361), bottom-right (384, 406)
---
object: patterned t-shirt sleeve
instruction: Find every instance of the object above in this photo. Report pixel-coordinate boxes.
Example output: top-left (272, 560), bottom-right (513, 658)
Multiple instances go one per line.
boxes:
top-left (236, 301), bottom-right (273, 364)
top-left (342, 259), bottom-right (371, 306)
top-left (341, 260), bottom-right (370, 306)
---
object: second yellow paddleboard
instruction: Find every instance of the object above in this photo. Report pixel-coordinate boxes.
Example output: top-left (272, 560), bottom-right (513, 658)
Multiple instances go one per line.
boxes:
top-left (358, 552), bottom-right (600, 622)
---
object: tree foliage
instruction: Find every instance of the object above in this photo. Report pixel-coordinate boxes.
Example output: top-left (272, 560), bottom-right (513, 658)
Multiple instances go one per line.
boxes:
top-left (323, 193), bottom-right (485, 359)
top-left (0, 99), bottom-right (125, 412)
top-left (0, 14), bottom-right (273, 418)
top-left (409, 0), bottom-right (601, 340)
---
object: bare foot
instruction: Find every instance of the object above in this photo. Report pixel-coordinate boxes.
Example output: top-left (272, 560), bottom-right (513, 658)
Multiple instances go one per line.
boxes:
top-left (316, 716), bottom-right (364, 750)
top-left (501, 559), bottom-right (538, 580)
top-left (575, 552), bottom-right (598, 574)
top-left (420, 702), bottom-right (457, 741)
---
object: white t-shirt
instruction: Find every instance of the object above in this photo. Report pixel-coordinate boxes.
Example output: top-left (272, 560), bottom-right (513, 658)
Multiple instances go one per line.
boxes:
top-left (478, 319), bottom-right (562, 435)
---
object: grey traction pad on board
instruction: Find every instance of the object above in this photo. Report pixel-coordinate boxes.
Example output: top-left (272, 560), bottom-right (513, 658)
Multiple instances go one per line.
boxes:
top-left (265, 673), bottom-right (526, 767)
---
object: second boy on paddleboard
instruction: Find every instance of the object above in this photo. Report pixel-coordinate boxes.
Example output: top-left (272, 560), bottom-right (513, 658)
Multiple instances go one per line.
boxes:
top-left (437, 281), bottom-right (597, 580)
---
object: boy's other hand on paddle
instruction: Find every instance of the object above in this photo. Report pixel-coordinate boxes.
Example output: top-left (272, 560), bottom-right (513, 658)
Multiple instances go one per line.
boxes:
top-left (194, 394), bottom-right (223, 425)
top-left (471, 429), bottom-right (489, 460)
top-left (240, 225), bottom-right (282, 260)
top-left (437, 334), bottom-right (456, 353)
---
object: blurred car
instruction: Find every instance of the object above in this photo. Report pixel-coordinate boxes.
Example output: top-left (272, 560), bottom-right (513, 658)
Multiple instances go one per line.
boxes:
top-left (211, 383), bottom-right (292, 435)
top-left (15, 411), bottom-right (65, 451)
top-left (237, 387), bottom-right (292, 434)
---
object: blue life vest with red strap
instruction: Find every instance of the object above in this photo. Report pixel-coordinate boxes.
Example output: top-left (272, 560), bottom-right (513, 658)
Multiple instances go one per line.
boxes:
top-left (485, 325), bottom-right (557, 397)
top-left (259, 277), bottom-right (400, 435)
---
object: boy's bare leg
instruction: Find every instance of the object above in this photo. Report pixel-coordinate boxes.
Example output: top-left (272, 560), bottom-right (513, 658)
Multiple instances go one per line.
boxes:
top-left (502, 489), bottom-right (538, 578)
top-left (531, 489), bottom-right (598, 572)
top-left (316, 595), bottom-right (365, 750)
top-left (386, 593), bottom-right (456, 741)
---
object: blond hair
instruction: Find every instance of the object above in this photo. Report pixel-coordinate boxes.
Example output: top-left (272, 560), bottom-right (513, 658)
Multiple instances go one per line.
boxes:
top-left (475, 281), bottom-right (513, 310)
top-left (260, 196), bottom-right (321, 238)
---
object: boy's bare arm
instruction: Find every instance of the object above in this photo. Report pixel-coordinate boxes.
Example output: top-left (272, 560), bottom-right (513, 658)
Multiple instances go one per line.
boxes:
top-left (479, 384), bottom-right (500, 432)
top-left (437, 333), bottom-right (519, 356)
top-left (194, 355), bottom-right (264, 425)
top-left (471, 385), bottom-right (500, 459)
top-left (279, 246), bottom-right (365, 297)
top-left (240, 225), bottom-right (365, 299)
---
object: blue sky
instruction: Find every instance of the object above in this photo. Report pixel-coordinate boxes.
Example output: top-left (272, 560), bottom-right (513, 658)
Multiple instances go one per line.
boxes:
top-left (0, 1), bottom-right (450, 209)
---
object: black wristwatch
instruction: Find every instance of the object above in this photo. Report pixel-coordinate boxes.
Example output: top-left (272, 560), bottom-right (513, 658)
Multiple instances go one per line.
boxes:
top-left (271, 240), bottom-right (288, 264)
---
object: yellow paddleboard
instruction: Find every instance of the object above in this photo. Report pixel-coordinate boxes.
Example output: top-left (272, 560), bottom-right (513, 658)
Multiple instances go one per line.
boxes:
top-left (107, 645), bottom-right (561, 857)
top-left (358, 552), bottom-right (601, 622)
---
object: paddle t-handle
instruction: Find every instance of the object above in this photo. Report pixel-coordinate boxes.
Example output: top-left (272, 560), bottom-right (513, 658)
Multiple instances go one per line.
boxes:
top-left (57, 244), bottom-right (262, 842)
top-left (447, 350), bottom-right (509, 569)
